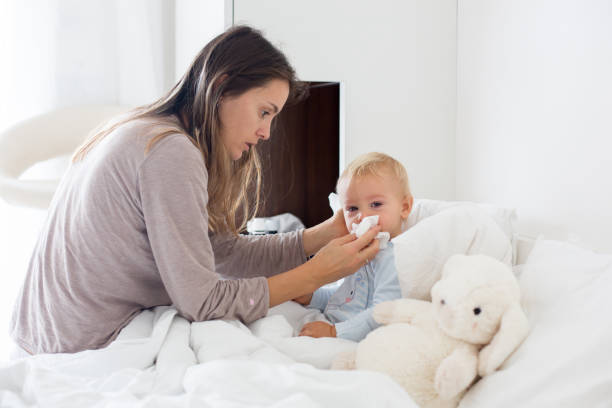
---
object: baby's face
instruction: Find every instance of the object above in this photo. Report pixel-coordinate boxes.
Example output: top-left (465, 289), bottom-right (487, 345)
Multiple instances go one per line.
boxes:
top-left (338, 171), bottom-right (411, 239)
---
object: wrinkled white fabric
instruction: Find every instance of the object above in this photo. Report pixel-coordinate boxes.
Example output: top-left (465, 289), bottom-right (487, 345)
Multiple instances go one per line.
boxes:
top-left (0, 302), bottom-right (418, 407)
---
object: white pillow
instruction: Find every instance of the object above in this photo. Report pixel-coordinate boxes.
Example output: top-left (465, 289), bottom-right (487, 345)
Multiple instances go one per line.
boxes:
top-left (393, 204), bottom-right (512, 300)
top-left (407, 198), bottom-right (517, 242)
top-left (329, 195), bottom-right (517, 242)
top-left (459, 239), bottom-right (612, 408)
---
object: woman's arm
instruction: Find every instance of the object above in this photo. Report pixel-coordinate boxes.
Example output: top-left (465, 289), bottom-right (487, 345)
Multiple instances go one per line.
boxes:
top-left (211, 231), bottom-right (308, 279)
top-left (140, 135), bottom-right (271, 324)
top-left (140, 134), bottom-right (377, 322)
top-left (211, 210), bottom-right (349, 279)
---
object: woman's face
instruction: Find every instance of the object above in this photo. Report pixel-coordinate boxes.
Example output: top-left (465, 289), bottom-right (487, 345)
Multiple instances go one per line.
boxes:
top-left (218, 79), bottom-right (290, 160)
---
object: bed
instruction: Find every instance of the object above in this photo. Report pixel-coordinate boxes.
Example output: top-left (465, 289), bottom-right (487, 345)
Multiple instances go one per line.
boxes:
top-left (1, 108), bottom-right (611, 407)
top-left (1, 197), bottom-right (611, 408)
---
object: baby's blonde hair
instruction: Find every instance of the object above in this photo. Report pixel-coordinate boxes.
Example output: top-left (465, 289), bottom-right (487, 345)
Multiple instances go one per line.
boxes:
top-left (337, 152), bottom-right (411, 197)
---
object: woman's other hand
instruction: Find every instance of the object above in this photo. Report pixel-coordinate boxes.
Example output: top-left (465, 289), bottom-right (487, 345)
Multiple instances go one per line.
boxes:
top-left (302, 210), bottom-right (349, 256)
top-left (329, 208), bottom-right (349, 237)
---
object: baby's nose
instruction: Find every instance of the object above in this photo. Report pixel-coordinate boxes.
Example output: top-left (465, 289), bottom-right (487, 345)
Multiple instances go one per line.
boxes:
top-left (360, 210), bottom-right (374, 220)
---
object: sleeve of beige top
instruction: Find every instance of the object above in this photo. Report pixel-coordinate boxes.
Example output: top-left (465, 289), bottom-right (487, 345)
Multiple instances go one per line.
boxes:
top-left (138, 134), bottom-right (269, 324)
top-left (210, 230), bottom-right (309, 279)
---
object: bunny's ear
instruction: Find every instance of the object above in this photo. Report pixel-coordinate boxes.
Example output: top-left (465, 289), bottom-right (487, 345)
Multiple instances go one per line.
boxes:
top-left (441, 254), bottom-right (469, 279)
top-left (478, 302), bottom-right (529, 376)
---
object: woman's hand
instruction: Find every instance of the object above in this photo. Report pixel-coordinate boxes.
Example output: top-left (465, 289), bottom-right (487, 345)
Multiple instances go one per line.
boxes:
top-left (302, 210), bottom-right (349, 256)
top-left (308, 226), bottom-right (381, 286)
top-left (299, 321), bottom-right (336, 338)
top-left (329, 209), bottom-right (349, 237)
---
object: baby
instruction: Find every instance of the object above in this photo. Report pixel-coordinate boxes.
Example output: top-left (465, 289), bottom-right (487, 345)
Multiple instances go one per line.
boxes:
top-left (296, 152), bottom-right (413, 342)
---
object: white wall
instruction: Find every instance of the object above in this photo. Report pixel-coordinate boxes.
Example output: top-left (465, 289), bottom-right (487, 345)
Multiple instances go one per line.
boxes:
top-left (234, 0), bottom-right (457, 200)
top-left (174, 0), bottom-right (227, 81)
top-left (0, 0), bottom-right (177, 132)
top-left (456, 0), bottom-right (612, 252)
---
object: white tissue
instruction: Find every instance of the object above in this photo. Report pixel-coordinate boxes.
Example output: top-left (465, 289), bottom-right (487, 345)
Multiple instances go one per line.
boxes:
top-left (352, 215), bottom-right (377, 237)
top-left (351, 215), bottom-right (390, 250)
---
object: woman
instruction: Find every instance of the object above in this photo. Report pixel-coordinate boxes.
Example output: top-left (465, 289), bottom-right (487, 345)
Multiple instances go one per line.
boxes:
top-left (10, 25), bottom-right (380, 355)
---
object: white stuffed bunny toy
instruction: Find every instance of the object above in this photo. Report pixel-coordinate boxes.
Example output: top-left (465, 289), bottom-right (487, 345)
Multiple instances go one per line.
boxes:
top-left (332, 254), bottom-right (529, 408)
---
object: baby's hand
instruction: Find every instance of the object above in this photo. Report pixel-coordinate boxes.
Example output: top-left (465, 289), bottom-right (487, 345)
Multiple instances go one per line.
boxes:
top-left (299, 321), bottom-right (337, 338)
top-left (293, 293), bottom-right (313, 306)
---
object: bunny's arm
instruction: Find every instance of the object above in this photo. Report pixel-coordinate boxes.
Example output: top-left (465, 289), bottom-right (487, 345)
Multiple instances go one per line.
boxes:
top-left (478, 302), bottom-right (529, 376)
top-left (372, 298), bottom-right (433, 326)
top-left (435, 345), bottom-right (479, 400)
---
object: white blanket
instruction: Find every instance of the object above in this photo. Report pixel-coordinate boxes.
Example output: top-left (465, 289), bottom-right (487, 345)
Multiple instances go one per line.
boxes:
top-left (0, 203), bottom-right (513, 407)
top-left (0, 302), bottom-right (417, 407)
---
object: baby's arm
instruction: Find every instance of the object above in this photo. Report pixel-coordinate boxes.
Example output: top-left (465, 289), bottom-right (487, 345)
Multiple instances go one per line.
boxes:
top-left (335, 249), bottom-right (403, 341)
top-left (297, 286), bottom-right (338, 338)
top-left (305, 285), bottom-right (336, 311)
top-left (333, 309), bottom-right (378, 341)
top-left (294, 287), bottom-right (337, 337)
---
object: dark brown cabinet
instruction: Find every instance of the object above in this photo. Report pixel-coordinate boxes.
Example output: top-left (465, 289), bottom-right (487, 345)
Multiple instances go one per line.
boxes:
top-left (256, 82), bottom-right (340, 228)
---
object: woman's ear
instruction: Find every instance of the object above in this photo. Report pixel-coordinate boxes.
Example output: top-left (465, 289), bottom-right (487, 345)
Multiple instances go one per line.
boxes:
top-left (400, 194), bottom-right (413, 220)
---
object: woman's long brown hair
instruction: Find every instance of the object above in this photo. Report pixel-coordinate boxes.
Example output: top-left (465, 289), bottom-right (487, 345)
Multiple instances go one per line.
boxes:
top-left (72, 25), bottom-right (307, 234)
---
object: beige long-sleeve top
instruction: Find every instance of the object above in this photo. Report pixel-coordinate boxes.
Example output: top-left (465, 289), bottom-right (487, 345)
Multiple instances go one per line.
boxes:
top-left (10, 115), bottom-right (307, 354)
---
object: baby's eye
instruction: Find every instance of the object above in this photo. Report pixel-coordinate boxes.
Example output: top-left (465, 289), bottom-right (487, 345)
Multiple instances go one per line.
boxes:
top-left (370, 201), bottom-right (383, 208)
top-left (346, 206), bottom-right (358, 213)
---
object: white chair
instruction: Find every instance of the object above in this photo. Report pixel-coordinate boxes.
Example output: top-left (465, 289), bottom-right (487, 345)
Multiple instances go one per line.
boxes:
top-left (0, 105), bottom-right (127, 209)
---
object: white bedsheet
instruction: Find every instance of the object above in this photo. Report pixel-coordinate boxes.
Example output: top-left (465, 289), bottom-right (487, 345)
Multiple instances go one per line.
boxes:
top-left (0, 302), bottom-right (417, 407)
